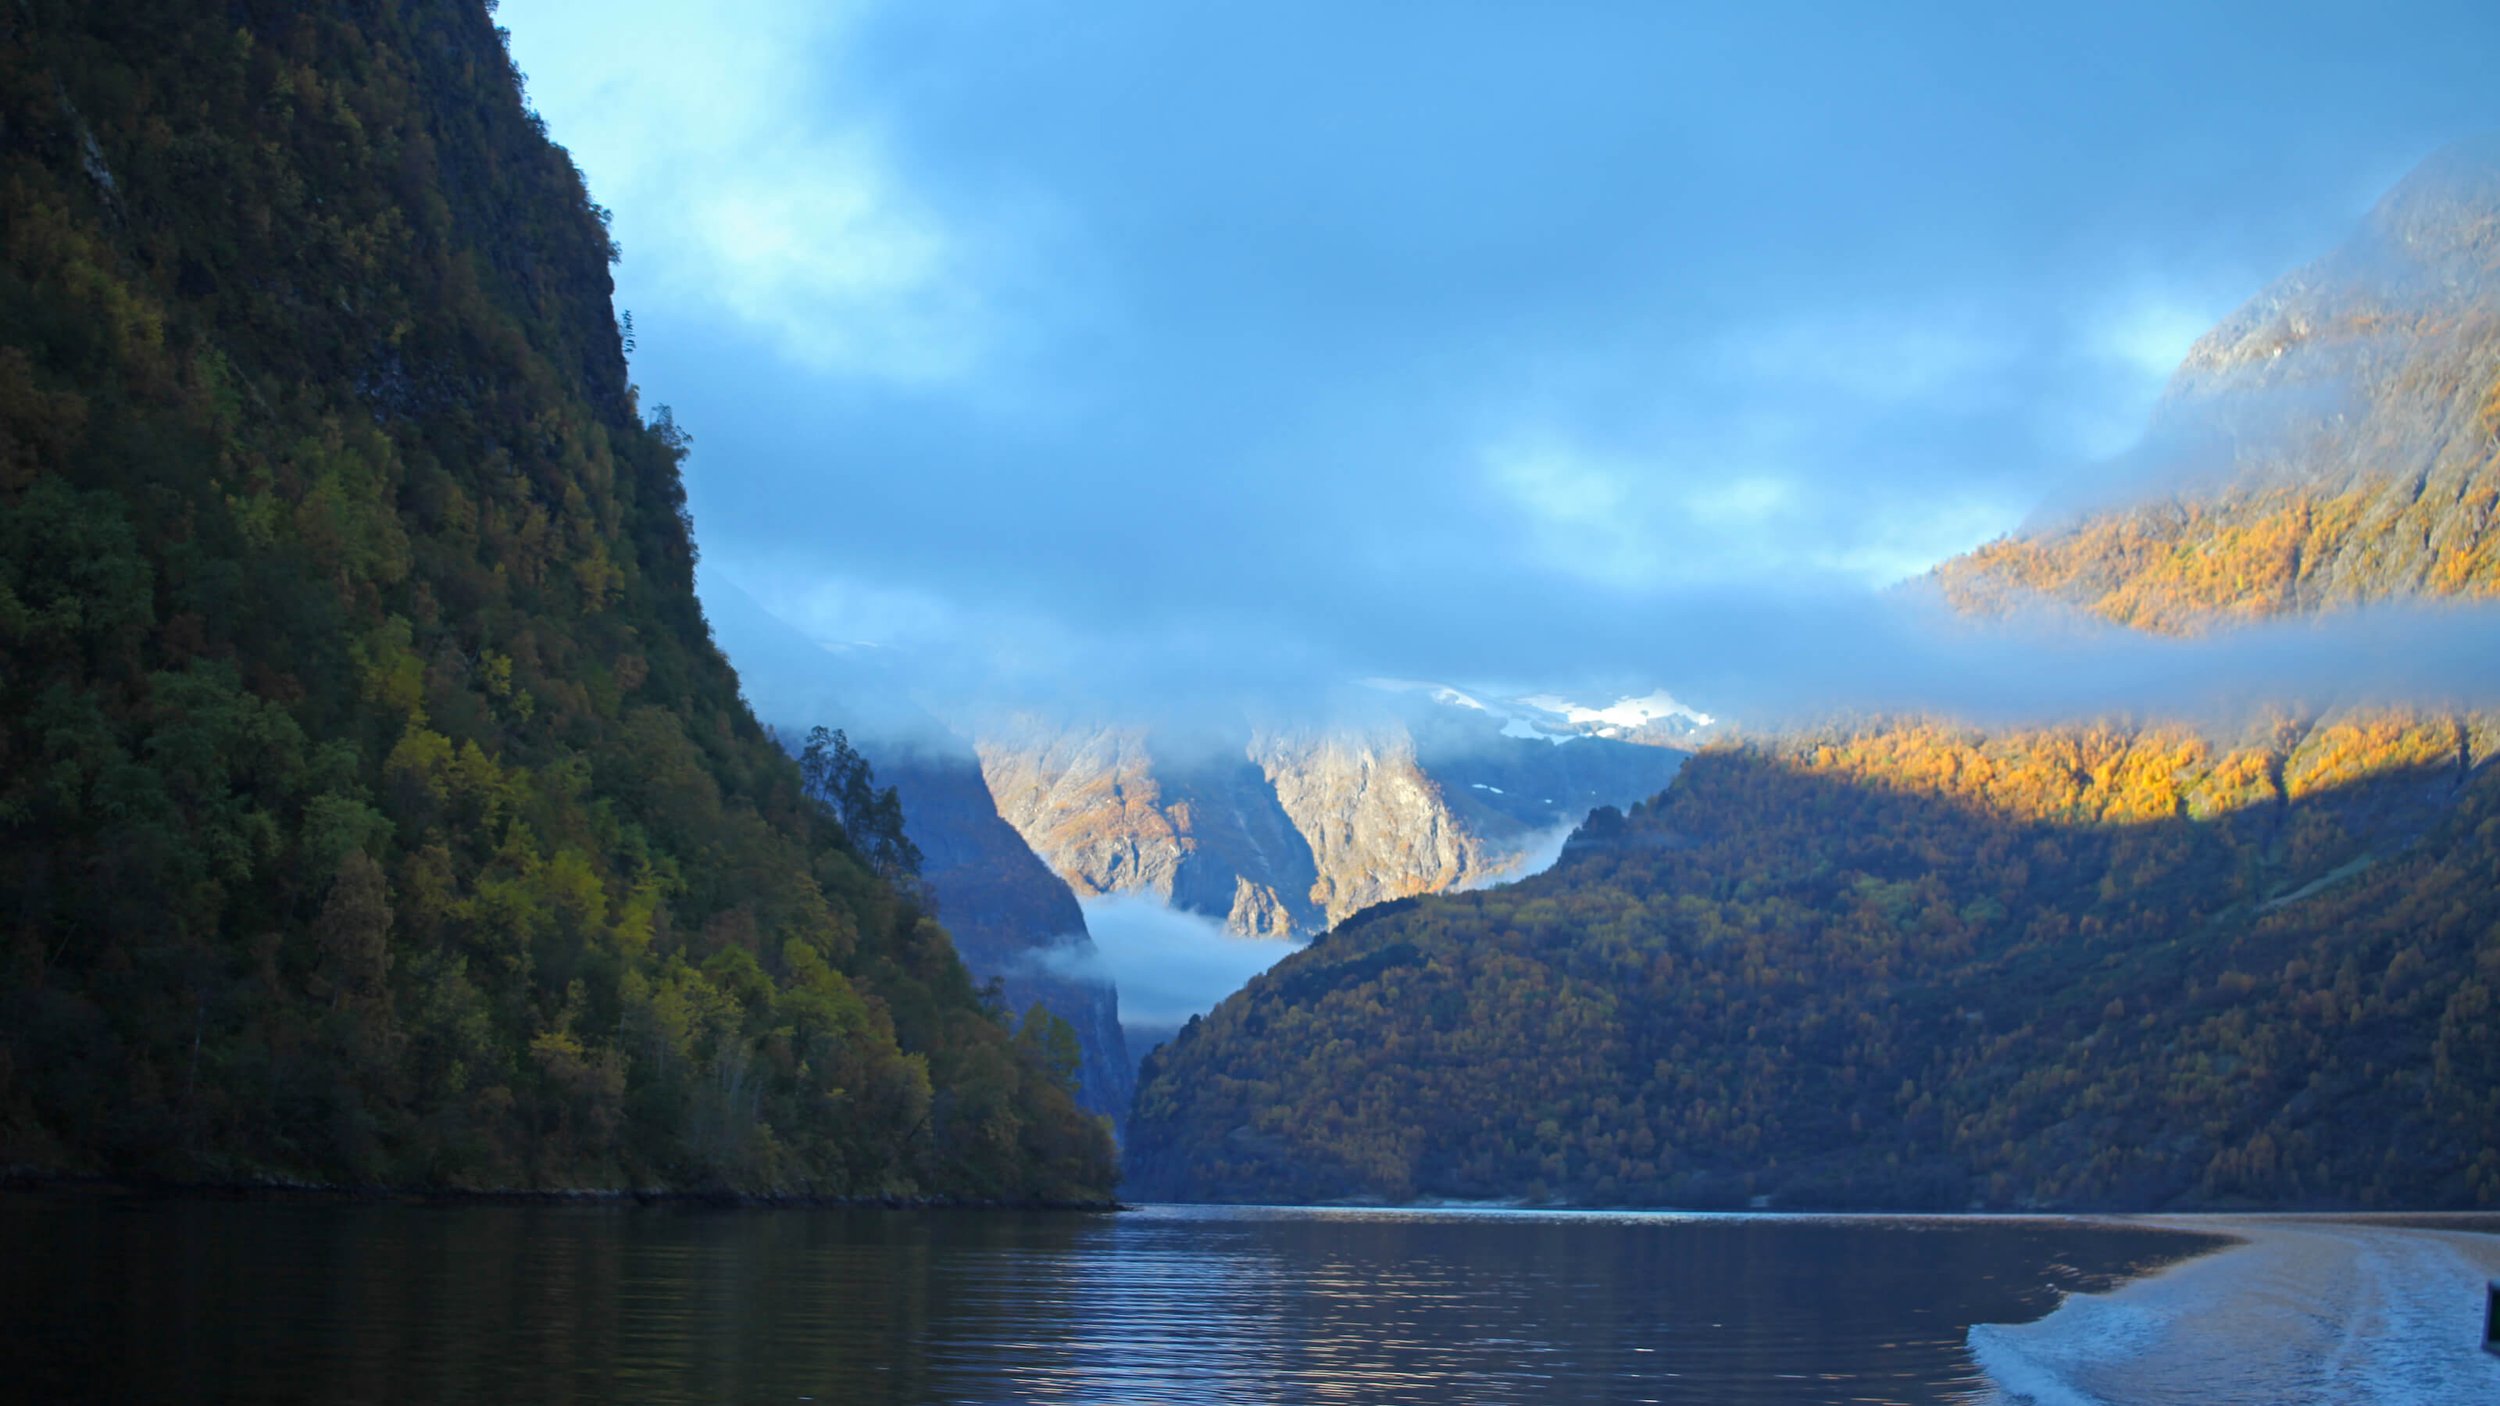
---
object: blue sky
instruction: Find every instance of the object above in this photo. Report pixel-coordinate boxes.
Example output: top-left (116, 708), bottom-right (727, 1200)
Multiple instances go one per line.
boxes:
top-left (501, 0), bottom-right (2500, 720)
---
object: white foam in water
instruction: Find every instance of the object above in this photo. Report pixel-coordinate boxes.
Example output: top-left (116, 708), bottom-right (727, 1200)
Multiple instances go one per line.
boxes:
top-left (1969, 1218), bottom-right (2500, 1405)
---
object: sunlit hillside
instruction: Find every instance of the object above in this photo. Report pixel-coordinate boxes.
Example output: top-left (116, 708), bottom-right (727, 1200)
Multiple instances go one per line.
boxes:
top-left (1129, 145), bottom-right (2500, 1210)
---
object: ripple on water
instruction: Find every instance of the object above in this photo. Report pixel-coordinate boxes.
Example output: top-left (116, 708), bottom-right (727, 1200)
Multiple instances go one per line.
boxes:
top-left (0, 1196), bottom-right (2225, 1405)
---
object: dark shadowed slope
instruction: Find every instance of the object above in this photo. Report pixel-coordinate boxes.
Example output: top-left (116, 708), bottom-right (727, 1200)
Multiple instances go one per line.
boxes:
top-left (0, 0), bottom-right (1108, 1200)
top-left (876, 754), bottom-right (1137, 1128)
top-left (1131, 720), bottom-right (2500, 1208)
top-left (698, 577), bottom-right (1135, 1126)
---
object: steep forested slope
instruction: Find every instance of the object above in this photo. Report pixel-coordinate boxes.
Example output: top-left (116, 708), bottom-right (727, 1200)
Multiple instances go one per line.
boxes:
top-left (697, 575), bottom-right (1136, 1126)
top-left (873, 751), bottom-right (1136, 1126)
top-left (0, 0), bottom-right (1110, 1199)
top-left (1129, 145), bottom-right (2500, 1210)
top-left (1131, 715), bottom-right (2500, 1208)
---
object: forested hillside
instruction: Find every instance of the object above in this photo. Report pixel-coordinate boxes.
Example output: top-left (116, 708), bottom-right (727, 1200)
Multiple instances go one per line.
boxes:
top-left (697, 576), bottom-right (1136, 1126)
top-left (0, 0), bottom-right (1111, 1200)
top-left (1130, 715), bottom-right (2500, 1208)
top-left (1128, 144), bottom-right (2500, 1211)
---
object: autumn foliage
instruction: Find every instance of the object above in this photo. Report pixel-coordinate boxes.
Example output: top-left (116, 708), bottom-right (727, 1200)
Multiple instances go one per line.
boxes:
top-left (0, 1), bottom-right (1110, 1199)
top-left (1131, 711), bottom-right (2500, 1209)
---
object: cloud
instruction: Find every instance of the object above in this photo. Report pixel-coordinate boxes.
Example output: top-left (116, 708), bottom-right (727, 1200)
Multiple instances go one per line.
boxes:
top-left (1716, 312), bottom-right (2017, 409)
top-left (2086, 293), bottom-right (2223, 385)
top-left (1479, 432), bottom-right (2023, 593)
top-left (725, 558), bottom-right (964, 650)
top-left (706, 541), bottom-right (2500, 754)
top-left (1664, 591), bottom-right (2500, 731)
top-left (1482, 440), bottom-right (1655, 588)
top-left (687, 158), bottom-right (976, 380)
top-left (504, 1), bottom-right (2500, 749)
top-left (500, 0), bottom-right (993, 381)
top-left (1058, 897), bottom-right (1302, 1030)
top-left (1458, 816), bottom-right (1581, 891)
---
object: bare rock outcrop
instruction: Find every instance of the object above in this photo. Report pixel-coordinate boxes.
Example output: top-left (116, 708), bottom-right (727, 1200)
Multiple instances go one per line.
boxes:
top-left (978, 712), bottom-right (1686, 939)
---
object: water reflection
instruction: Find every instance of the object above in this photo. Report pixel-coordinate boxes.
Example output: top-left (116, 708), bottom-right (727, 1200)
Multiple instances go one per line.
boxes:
top-left (0, 1196), bottom-right (2214, 1404)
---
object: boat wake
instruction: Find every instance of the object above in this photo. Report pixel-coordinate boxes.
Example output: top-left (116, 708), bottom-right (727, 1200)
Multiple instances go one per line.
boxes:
top-left (1968, 1218), bottom-right (2500, 1405)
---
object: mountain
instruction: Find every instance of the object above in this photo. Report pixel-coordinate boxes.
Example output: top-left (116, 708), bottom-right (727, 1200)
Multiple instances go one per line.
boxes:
top-left (696, 568), bottom-right (1687, 1105)
top-left (1394, 683), bottom-right (1717, 747)
top-left (979, 722), bottom-right (1327, 938)
top-left (1936, 137), bottom-right (2500, 631)
top-left (0, 0), bottom-right (1109, 1200)
top-left (871, 755), bottom-right (1136, 1128)
top-left (697, 581), bottom-right (1134, 1125)
top-left (1130, 713), bottom-right (2500, 1208)
top-left (978, 698), bottom-right (1693, 941)
top-left (1128, 143), bottom-right (2500, 1210)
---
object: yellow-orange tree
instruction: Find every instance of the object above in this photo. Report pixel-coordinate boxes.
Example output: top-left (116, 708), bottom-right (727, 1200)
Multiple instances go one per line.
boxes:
top-left (1131, 715), bottom-right (2500, 1210)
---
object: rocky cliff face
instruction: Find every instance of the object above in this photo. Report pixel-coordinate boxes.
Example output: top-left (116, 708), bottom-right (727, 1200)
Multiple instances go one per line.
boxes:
top-left (1251, 728), bottom-right (1493, 922)
top-left (977, 723), bottom-right (1326, 937)
top-left (979, 705), bottom-right (1689, 939)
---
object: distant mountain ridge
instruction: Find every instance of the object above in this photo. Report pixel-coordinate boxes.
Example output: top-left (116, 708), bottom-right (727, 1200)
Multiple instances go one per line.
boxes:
top-left (976, 699), bottom-right (1692, 941)
top-left (1368, 682), bottom-right (1716, 747)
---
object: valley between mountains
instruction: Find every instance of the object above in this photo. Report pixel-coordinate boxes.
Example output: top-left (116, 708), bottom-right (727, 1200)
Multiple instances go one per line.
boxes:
top-left (6, 0), bottom-right (2498, 1224)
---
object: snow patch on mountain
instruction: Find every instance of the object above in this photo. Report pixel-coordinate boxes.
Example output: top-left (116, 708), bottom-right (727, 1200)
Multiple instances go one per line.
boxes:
top-left (1517, 690), bottom-right (1716, 730)
top-left (1370, 678), bottom-right (1720, 744)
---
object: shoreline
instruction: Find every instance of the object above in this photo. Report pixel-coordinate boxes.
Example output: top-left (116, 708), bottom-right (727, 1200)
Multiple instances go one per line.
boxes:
top-left (26, 1172), bottom-right (2488, 1224)
top-left (0, 1168), bottom-right (1124, 1213)
top-left (1970, 1212), bottom-right (2500, 1404)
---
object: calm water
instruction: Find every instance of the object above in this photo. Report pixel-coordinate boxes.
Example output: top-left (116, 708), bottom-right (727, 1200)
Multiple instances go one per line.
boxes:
top-left (0, 1195), bottom-right (2219, 1404)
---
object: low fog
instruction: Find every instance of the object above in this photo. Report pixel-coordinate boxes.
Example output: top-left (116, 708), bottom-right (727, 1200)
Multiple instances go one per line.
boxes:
top-left (1459, 817), bottom-right (1582, 892)
top-left (710, 563), bottom-right (2500, 754)
top-left (1054, 898), bottom-right (1303, 1032)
